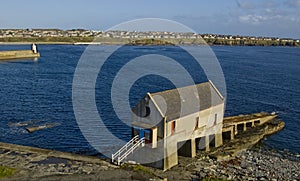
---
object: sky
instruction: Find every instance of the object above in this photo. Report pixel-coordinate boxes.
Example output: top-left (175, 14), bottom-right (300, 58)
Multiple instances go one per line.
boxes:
top-left (0, 0), bottom-right (300, 39)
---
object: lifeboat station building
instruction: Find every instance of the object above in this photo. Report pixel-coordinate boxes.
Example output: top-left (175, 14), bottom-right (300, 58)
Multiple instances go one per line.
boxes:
top-left (112, 81), bottom-right (225, 170)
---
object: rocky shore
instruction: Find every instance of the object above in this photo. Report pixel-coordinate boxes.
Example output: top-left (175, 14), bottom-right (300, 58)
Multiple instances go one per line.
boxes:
top-left (0, 142), bottom-right (156, 181)
top-left (190, 146), bottom-right (300, 180)
top-left (1, 141), bottom-right (299, 180)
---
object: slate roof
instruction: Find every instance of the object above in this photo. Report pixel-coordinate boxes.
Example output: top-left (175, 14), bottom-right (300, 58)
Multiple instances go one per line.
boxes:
top-left (150, 80), bottom-right (224, 122)
top-left (132, 81), bottom-right (224, 125)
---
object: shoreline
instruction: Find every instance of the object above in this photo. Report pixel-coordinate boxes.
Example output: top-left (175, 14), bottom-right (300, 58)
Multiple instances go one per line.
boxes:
top-left (1, 41), bottom-right (300, 47)
top-left (1, 141), bottom-right (299, 180)
top-left (1, 117), bottom-right (299, 180)
top-left (0, 42), bottom-right (74, 45)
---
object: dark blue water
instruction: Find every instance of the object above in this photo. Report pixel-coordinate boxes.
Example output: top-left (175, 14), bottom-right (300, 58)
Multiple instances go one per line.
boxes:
top-left (0, 45), bottom-right (299, 155)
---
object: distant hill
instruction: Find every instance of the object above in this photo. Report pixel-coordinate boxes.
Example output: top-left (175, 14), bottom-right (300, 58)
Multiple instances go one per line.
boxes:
top-left (128, 39), bottom-right (175, 46)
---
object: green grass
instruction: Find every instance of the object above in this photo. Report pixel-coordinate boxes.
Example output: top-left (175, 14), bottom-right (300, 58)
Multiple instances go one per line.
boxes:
top-left (0, 166), bottom-right (16, 179)
top-left (132, 165), bottom-right (154, 176)
top-left (120, 164), bottom-right (156, 178)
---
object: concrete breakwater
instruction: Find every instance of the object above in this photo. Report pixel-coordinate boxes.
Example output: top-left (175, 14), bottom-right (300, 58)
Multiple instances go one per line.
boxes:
top-left (0, 50), bottom-right (40, 61)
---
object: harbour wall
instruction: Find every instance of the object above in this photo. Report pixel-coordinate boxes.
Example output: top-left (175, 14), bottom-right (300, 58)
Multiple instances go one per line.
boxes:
top-left (0, 50), bottom-right (40, 60)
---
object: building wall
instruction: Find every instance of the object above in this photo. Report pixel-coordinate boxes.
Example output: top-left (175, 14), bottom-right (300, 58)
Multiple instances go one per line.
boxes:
top-left (131, 95), bottom-right (164, 138)
top-left (148, 98), bottom-right (164, 132)
top-left (166, 103), bottom-right (224, 142)
top-left (162, 103), bottom-right (224, 170)
top-left (132, 96), bottom-right (224, 170)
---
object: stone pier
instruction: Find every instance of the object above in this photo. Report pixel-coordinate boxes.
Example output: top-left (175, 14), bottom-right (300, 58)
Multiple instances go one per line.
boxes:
top-left (222, 112), bottom-right (278, 137)
top-left (0, 50), bottom-right (40, 61)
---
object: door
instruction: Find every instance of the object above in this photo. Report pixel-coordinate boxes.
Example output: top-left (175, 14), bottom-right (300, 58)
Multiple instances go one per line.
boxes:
top-left (144, 129), bottom-right (151, 144)
top-left (132, 127), bottom-right (152, 144)
top-left (139, 129), bottom-right (152, 144)
top-left (139, 129), bottom-right (145, 139)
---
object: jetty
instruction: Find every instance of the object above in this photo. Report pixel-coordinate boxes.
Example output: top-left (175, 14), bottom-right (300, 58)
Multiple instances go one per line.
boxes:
top-left (0, 44), bottom-right (40, 61)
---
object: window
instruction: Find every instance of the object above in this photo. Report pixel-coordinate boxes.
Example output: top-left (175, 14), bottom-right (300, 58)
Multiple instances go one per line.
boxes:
top-left (171, 121), bottom-right (176, 134)
top-left (214, 114), bottom-right (217, 125)
top-left (195, 117), bottom-right (199, 130)
top-left (144, 106), bottom-right (150, 117)
top-left (144, 130), bottom-right (151, 144)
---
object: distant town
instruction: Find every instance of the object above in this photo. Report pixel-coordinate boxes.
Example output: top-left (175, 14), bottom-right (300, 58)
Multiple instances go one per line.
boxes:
top-left (0, 29), bottom-right (299, 46)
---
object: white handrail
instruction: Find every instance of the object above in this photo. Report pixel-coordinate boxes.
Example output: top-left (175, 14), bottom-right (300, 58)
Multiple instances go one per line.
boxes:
top-left (112, 135), bottom-right (140, 163)
top-left (117, 137), bottom-right (145, 165)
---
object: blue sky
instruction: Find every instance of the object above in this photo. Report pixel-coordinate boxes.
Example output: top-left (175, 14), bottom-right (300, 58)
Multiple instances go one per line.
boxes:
top-left (1, 0), bottom-right (300, 38)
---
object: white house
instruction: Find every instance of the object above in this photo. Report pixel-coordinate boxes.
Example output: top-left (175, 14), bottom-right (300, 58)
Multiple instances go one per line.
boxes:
top-left (122, 80), bottom-right (224, 170)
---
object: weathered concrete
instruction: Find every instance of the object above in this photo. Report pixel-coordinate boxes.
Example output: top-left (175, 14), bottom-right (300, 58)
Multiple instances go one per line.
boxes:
top-left (205, 135), bottom-right (210, 152)
top-left (214, 133), bottom-right (223, 147)
top-left (210, 119), bottom-right (285, 160)
top-left (222, 112), bottom-right (278, 137)
top-left (0, 50), bottom-right (40, 61)
top-left (163, 137), bottom-right (178, 171)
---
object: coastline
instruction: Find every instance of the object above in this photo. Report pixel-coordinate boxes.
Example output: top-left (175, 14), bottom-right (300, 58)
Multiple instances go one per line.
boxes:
top-left (0, 42), bottom-right (74, 45)
top-left (1, 116), bottom-right (299, 180)
top-left (1, 41), bottom-right (300, 47)
top-left (1, 140), bottom-right (299, 180)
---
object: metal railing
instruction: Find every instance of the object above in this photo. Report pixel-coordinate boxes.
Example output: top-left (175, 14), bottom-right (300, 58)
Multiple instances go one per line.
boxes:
top-left (111, 135), bottom-right (145, 165)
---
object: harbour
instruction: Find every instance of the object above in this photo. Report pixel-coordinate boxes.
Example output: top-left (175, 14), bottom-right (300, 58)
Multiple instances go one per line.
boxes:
top-left (0, 44), bottom-right (299, 180)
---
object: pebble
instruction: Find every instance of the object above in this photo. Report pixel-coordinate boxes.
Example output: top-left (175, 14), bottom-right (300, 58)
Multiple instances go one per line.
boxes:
top-left (194, 147), bottom-right (300, 180)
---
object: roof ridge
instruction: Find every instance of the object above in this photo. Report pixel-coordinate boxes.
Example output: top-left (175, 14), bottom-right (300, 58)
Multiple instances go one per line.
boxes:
top-left (150, 81), bottom-right (210, 95)
top-left (208, 80), bottom-right (224, 100)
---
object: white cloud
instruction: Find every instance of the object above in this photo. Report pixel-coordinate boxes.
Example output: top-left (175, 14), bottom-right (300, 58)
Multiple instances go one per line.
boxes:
top-left (235, 0), bottom-right (300, 26)
top-left (239, 14), bottom-right (267, 25)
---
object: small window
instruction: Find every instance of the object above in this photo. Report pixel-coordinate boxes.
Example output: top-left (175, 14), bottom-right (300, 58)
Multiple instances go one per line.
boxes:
top-left (145, 131), bottom-right (151, 140)
top-left (214, 114), bottom-right (217, 125)
top-left (144, 106), bottom-right (150, 117)
top-left (171, 121), bottom-right (176, 134)
top-left (195, 117), bottom-right (199, 129)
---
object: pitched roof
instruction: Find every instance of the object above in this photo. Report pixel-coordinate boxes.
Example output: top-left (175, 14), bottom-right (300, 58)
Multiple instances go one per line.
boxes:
top-left (149, 80), bottom-right (224, 122)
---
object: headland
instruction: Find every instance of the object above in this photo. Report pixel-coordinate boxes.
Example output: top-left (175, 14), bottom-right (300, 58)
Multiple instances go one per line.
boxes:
top-left (0, 29), bottom-right (299, 46)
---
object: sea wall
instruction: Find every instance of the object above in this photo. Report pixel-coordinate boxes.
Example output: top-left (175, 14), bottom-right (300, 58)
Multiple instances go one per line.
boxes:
top-left (0, 50), bottom-right (40, 60)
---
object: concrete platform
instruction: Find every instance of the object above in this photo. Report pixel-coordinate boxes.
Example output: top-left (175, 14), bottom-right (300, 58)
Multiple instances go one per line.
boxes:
top-left (0, 50), bottom-right (40, 61)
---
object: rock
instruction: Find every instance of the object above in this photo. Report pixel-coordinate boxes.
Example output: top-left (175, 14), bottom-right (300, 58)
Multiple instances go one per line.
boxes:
top-left (101, 166), bottom-right (108, 170)
top-left (47, 166), bottom-right (56, 172)
top-left (82, 167), bottom-right (93, 174)
top-left (26, 123), bottom-right (60, 133)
